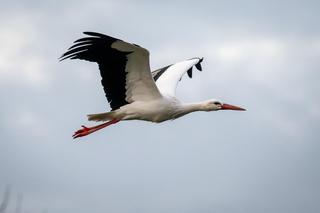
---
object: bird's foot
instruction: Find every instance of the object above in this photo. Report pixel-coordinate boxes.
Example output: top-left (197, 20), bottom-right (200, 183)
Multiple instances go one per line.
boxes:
top-left (73, 125), bottom-right (94, 139)
top-left (72, 119), bottom-right (120, 139)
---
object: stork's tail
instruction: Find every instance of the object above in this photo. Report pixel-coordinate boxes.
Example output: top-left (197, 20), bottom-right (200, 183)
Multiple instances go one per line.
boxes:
top-left (87, 111), bottom-right (116, 122)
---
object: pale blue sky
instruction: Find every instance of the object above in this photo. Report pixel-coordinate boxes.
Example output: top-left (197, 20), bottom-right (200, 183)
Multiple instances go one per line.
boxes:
top-left (0, 0), bottom-right (319, 213)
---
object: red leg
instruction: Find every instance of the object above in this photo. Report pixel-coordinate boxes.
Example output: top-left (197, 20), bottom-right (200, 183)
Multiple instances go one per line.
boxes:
top-left (73, 119), bottom-right (119, 139)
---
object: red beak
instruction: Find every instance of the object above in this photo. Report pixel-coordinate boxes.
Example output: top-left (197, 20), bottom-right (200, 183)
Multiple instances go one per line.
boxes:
top-left (221, 103), bottom-right (246, 111)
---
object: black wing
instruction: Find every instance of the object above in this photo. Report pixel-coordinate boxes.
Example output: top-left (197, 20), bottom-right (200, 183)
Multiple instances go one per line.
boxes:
top-left (60, 32), bottom-right (137, 110)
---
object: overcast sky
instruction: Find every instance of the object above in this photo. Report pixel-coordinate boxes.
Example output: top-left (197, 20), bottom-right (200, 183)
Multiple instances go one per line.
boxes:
top-left (0, 0), bottom-right (319, 213)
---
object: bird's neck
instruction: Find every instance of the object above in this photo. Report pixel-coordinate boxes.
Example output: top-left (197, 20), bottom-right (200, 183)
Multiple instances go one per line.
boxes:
top-left (184, 101), bottom-right (208, 112)
top-left (173, 102), bottom-right (207, 119)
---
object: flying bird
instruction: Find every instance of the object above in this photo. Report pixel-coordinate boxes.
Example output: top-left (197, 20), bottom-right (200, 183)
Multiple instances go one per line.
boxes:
top-left (60, 32), bottom-right (245, 139)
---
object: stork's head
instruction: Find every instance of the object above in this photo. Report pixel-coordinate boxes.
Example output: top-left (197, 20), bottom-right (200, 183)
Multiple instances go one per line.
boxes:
top-left (203, 99), bottom-right (246, 111)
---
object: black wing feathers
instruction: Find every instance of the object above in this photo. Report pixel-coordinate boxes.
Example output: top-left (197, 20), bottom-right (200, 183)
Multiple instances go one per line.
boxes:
top-left (195, 57), bottom-right (203, 71)
top-left (60, 32), bottom-right (132, 110)
top-left (187, 66), bottom-right (193, 78)
top-left (152, 65), bottom-right (170, 81)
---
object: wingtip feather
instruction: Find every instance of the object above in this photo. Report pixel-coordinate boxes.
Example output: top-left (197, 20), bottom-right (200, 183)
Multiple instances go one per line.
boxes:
top-left (187, 67), bottom-right (193, 78)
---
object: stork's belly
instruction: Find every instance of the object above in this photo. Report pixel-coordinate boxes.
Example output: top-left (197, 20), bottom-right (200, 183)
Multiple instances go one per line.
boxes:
top-left (119, 99), bottom-right (179, 123)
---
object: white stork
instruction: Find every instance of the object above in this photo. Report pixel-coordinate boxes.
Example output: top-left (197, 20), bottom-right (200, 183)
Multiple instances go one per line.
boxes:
top-left (60, 32), bottom-right (245, 139)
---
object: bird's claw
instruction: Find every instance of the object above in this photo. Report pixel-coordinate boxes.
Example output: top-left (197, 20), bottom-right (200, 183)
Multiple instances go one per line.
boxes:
top-left (73, 125), bottom-right (91, 139)
top-left (72, 119), bottom-right (119, 139)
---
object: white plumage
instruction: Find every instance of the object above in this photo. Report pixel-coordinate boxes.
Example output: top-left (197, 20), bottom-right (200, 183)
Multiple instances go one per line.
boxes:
top-left (111, 40), bottom-right (162, 102)
top-left (60, 32), bottom-right (245, 139)
top-left (155, 59), bottom-right (199, 97)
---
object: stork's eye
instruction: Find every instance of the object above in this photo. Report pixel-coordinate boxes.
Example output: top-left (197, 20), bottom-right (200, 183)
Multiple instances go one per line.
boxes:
top-left (213, 101), bottom-right (221, 105)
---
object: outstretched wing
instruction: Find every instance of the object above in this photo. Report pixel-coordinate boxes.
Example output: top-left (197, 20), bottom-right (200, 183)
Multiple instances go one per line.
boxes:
top-left (60, 32), bottom-right (162, 110)
top-left (151, 57), bottom-right (203, 97)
